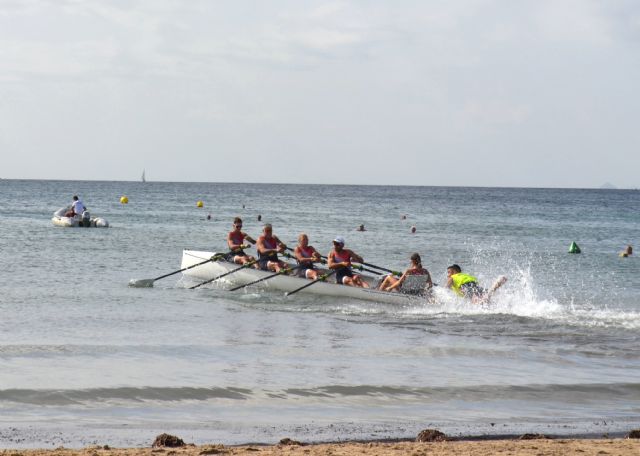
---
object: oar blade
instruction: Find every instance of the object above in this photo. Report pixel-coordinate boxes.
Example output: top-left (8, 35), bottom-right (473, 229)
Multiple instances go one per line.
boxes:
top-left (128, 278), bottom-right (155, 288)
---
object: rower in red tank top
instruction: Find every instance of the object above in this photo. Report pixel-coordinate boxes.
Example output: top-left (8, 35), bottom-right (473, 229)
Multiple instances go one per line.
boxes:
top-left (256, 223), bottom-right (288, 272)
top-left (226, 217), bottom-right (257, 266)
top-left (294, 233), bottom-right (323, 280)
top-left (327, 236), bottom-right (369, 288)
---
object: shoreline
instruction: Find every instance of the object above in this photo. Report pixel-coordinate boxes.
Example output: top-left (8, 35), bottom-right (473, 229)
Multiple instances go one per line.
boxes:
top-left (1, 436), bottom-right (638, 456)
top-left (3, 429), bottom-right (639, 450)
top-left (2, 426), bottom-right (638, 450)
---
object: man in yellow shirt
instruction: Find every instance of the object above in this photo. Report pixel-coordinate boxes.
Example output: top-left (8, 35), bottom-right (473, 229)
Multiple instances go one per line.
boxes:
top-left (446, 264), bottom-right (506, 304)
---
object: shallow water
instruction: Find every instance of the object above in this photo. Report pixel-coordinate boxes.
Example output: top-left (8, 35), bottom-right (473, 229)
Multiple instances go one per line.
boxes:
top-left (0, 180), bottom-right (638, 447)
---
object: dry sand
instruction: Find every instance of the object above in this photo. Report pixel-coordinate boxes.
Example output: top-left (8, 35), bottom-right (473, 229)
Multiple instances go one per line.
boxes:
top-left (2, 438), bottom-right (638, 456)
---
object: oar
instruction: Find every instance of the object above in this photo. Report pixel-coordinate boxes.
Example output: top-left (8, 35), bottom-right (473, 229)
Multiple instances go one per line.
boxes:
top-left (285, 247), bottom-right (381, 275)
top-left (129, 253), bottom-right (226, 288)
top-left (350, 263), bottom-right (389, 275)
top-left (190, 259), bottom-right (257, 289)
top-left (356, 261), bottom-right (401, 276)
top-left (285, 269), bottom-right (337, 297)
top-left (228, 264), bottom-right (302, 292)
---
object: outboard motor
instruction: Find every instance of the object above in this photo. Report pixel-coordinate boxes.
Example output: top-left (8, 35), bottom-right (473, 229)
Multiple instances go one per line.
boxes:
top-left (81, 210), bottom-right (91, 227)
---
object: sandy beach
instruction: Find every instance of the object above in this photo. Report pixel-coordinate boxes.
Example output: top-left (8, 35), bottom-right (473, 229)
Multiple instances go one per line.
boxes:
top-left (2, 438), bottom-right (639, 456)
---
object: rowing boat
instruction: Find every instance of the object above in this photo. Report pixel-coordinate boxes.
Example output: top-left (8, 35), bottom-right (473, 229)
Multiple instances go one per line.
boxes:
top-left (181, 250), bottom-right (430, 305)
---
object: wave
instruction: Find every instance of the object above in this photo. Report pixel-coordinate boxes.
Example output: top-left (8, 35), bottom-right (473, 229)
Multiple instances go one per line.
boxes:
top-left (319, 264), bottom-right (640, 330)
top-left (1, 382), bottom-right (637, 406)
top-left (0, 386), bottom-right (252, 406)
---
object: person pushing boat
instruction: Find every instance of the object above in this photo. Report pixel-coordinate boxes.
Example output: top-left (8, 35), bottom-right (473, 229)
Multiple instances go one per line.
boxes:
top-left (226, 217), bottom-right (257, 266)
top-left (294, 233), bottom-right (323, 280)
top-left (256, 223), bottom-right (288, 272)
top-left (446, 264), bottom-right (506, 304)
top-left (378, 252), bottom-right (432, 295)
top-left (327, 236), bottom-right (369, 288)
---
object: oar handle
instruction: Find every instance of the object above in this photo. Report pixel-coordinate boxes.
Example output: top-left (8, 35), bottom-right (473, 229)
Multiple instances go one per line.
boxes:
top-left (190, 259), bottom-right (257, 289)
top-left (229, 264), bottom-right (302, 291)
top-left (350, 263), bottom-right (388, 275)
top-left (285, 269), bottom-right (337, 297)
top-left (359, 262), bottom-right (401, 276)
top-left (286, 247), bottom-right (398, 276)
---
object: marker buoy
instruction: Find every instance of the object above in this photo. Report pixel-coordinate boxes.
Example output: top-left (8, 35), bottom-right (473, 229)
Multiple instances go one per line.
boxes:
top-left (568, 241), bottom-right (581, 254)
top-left (196, 200), bottom-right (204, 208)
top-left (120, 196), bottom-right (129, 204)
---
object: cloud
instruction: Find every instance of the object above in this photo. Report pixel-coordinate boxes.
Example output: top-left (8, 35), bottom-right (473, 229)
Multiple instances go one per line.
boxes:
top-left (1, 0), bottom-right (639, 186)
top-left (463, 100), bottom-right (531, 126)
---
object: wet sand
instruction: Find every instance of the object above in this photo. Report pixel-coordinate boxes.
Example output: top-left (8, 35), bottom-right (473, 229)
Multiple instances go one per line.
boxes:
top-left (2, 438), bottom-right (638, 456)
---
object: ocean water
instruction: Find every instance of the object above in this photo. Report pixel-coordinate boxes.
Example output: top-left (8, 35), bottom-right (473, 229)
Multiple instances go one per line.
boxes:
top-left (0, 179), bottom-right (638, 448)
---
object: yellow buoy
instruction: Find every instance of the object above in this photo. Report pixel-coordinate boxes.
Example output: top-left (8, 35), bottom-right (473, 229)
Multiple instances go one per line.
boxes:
top-left (120, 196), bottom-right (129, 204)
top-left (196, 200), bottom-right (204, 208)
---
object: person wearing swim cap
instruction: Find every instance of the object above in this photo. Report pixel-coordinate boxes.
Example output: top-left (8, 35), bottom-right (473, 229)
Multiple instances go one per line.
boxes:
top-left (327, 236), bottom-right (369, 288)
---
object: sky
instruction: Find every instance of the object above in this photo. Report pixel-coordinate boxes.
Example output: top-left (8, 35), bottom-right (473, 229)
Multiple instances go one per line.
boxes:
top-left (1, 0), bottom-right (639, 188)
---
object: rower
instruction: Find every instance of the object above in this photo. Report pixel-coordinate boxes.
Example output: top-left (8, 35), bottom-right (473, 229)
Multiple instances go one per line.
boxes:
top-left (294, 233), bottom-right (323, 280)
top-left (327, 236), bottom-right (369, 288)
top-left (226, 217), bottom-right (257, 266)
top-left (256, 223), bottom-right (288, 272)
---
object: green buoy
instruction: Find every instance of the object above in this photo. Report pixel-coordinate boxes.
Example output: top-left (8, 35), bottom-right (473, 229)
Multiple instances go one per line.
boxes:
top-left (568, 241), bottom-right (581, 254)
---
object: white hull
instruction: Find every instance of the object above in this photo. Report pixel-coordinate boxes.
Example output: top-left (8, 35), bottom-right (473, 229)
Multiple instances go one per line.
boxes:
top-left (51, 207), bottom-right (109, 228)
top-left (181, 250), bottom-right (428, 305)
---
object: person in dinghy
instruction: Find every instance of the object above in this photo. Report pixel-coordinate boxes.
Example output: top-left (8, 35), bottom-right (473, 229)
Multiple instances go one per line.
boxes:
top-left (64, 195), bottom-right (86, 218)
top-left (327, 236), bottom-right (369, 288)
top-left (294, 233), bottom-right (323, 280)
top-left (226, 217), bottom-right (257, 266)
top-left (446, 264), bottom-right (507, 304)
top-left (256, 223), bottom-right (289, 273)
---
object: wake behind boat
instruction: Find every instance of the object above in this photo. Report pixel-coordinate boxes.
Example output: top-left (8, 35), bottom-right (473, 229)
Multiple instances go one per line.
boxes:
top-left (180, 250), bottom-right (430, 305)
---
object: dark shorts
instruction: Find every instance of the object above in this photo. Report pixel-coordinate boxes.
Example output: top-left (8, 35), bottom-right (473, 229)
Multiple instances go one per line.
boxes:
top-left (460, 282), bottom-right (485, 298)
top-left (336, 267), bottom-right (353, 285)
top-left (226, 251), bottom-right (247, 262)
top-left (258, 254), bottom-right (278, 271)
top-left (296, 265), bottom-right (315, 278)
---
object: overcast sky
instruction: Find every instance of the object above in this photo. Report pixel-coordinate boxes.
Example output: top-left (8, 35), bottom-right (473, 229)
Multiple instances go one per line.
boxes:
top-left (1, 0), bottom-right (639, 188)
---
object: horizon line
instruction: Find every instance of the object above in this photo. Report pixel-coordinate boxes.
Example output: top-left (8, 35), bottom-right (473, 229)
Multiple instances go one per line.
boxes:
top-left (0, 177), bottom-right (636, 191)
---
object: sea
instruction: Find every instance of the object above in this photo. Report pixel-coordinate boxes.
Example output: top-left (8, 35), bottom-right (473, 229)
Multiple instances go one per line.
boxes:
top-left (0, 179), bottom-right (638, 448)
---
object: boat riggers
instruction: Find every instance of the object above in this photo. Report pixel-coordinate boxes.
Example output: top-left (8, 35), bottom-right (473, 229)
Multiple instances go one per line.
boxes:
top-left (129, 253), bottom-right (226, 288)
top-left (228, 264), bottom-right (303, 292)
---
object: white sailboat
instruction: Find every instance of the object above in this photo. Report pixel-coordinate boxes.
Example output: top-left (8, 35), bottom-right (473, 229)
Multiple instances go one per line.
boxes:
top-left (141, 169), bottom-right (146, 183)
